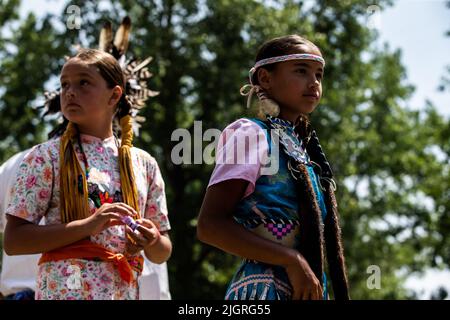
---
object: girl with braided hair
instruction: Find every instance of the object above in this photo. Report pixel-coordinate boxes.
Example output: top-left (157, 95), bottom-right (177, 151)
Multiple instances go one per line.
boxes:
top-left (4, 49), bottom-right (172, 300)
top-left (198, 35), bottom-right (349, 300)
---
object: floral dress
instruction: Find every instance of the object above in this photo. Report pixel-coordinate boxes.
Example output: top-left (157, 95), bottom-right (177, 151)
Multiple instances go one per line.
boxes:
top-left (6, 134), bottom-right (170, 300)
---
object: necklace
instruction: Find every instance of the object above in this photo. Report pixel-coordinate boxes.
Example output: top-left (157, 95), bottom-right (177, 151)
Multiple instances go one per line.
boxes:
top-left (266, 116), bottom-right (310, 165)
top-left (76, 133), bottom-right (90, 180)
top-left (75, 133), bottom-right (120, 194)
top-left (76, 134), bottom-right (90, 194)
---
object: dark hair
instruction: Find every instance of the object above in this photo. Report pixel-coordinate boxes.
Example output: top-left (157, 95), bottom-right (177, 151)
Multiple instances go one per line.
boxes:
top-left (255, 35), bottom-right (350, 299)
top-left (252, 34), bottom-right (322, 142)
top-left (252, 34), bottom-right (322, 85)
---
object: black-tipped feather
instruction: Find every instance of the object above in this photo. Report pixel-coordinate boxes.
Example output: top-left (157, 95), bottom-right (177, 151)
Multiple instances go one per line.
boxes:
top-left (39, 16), bottom-right (158, 137)
top-left (113, 16), bottom-right (131, 58)
top-left (98, 20), bottom-right (113, 53)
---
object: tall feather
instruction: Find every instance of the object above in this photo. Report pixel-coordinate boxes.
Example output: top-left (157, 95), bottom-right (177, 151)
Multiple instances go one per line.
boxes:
top-left (98, 20), bottom-right (113, 53)
top-left (113, 16), bottom-right (131, 57)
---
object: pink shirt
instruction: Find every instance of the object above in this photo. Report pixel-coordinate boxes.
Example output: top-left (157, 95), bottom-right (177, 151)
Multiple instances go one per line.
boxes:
top-left (208, 118), bottom-right (269, 198)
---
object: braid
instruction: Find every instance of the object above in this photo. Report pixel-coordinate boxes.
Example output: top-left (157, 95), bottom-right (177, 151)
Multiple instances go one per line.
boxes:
top-left (293, 114), bottom-right (312, 145)
top-left (306, 130), bottom-right (333, 178)
top-left (118, 94), bottom-right (140, 218)
top-left (56, 49), bottom-right (142, 224)
top-left (304, 128), bottom-right (350, 300)
top-left (117, 93), bottom-right (132, 119)
top-left (295, 163), bottom-right (324, 283)
top-left (295, 115), bottom-right (324, 284)
top-left (59, 122), bottom-right (90, 223)
top-left (49, 117), bottom-right (69, 140)
top-left (323, 185), bottom-right (350, 300)
top-left (58, 97), bottom-right (140, 222)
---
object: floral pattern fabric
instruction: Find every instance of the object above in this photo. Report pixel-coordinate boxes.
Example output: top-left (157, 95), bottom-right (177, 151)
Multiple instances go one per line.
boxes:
top-left (6, 134), bottom-right (170, 300)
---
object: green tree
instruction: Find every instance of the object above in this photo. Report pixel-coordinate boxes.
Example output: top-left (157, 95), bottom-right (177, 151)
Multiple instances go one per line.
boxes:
top-left (0, 0), bottom-right (448, 299)
top-left (0, 0), bottom-right (69, 162)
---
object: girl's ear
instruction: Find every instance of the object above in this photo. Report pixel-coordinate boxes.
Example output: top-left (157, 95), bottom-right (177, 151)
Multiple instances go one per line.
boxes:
top-left (257, 68), bottom-right (272, 91)
top-left (109, 85), bottom-right (123, 107)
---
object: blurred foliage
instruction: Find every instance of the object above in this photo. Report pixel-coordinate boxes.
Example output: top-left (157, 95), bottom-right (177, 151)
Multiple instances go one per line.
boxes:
top-left (0, 0), bottom-right (448, 299)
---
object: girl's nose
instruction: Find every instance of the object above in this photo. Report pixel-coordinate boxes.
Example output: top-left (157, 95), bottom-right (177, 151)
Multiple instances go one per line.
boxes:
top-left (309, 79), bottom-right (320, 89)
top-left (65, 88), bottom-right (75, 99)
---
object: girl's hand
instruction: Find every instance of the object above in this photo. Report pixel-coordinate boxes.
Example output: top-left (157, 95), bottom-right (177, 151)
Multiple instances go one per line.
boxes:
top-left (284, 250), bottom-right (323, 300)
top-left (125, 218), bottom-right (160, 255)
top-left (84, 202), bottom-right (137, 236)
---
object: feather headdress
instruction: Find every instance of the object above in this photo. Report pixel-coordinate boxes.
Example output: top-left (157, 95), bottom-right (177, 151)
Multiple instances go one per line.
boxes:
top-left (39, 16), bottom-right (158, 137)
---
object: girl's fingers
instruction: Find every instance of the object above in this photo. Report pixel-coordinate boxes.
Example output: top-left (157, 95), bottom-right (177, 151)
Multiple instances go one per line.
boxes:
top-left (305, 287), bottom-right (315, 300)
top-left (115, 203), bottom-right (138, 217)
top-left (106, 212), bottom-right (126, 221)
top-left (298, 290), bottom-right (306, 300)
top-left (311, 287), bottom-right (319, 300)
top-left (125, 226), bottom-right (147, 246)
top-left (114, 205), bottom-right (134, 217)
top-left (310, 284), bottom-right (322, 300)
top-left (137, 218), bottom-right (161, 230)
top-left (295, 285), bottom-right (306, 300)
top-left (136, 218), bottom-right (156, 229)
top-left (107, 220), bottom-right (124, 228)
top-left (134, 219), bottom-right (160, 243)
top-left (99, 213), bottom-right (126, 229)
top-left (125, 227), bottom-right (141, 247)
top-left (102, 204), bottom-right (134, 217)
top-left (126, 242), bottom-right (143, 255)
top-left (135, 224), bottom-right (158, 242)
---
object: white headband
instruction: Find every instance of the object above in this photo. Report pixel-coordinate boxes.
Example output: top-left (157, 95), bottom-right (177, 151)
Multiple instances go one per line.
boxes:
top-left (249, 53), bottom-right (325, 84)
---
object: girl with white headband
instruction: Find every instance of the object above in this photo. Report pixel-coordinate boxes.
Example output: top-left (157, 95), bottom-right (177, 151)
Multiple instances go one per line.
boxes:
top-left (198, 35), bottom-right (350, 300)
